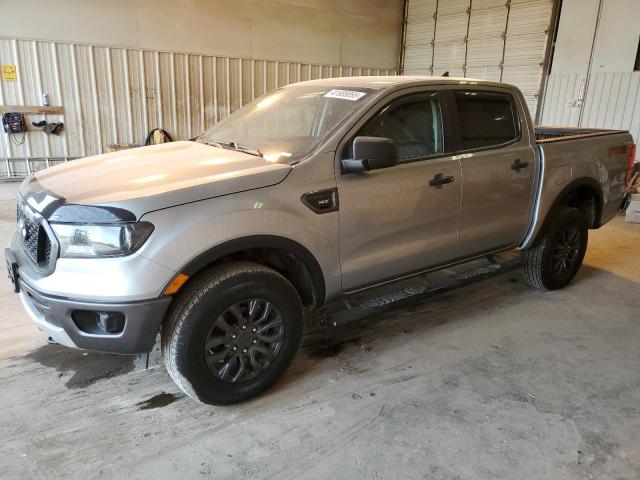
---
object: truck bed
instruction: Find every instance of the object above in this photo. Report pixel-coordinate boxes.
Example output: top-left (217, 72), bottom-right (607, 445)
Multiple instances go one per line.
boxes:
top-left (535, 126), bottom-right (628, 143)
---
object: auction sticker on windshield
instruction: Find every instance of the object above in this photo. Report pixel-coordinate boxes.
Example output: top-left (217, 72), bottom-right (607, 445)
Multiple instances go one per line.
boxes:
top-left (323, 89), bottom-right (366, 101)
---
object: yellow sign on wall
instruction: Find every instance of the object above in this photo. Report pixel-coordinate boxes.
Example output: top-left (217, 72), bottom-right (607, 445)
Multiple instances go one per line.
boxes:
top-left (2, 65), bottom-right (17, 81)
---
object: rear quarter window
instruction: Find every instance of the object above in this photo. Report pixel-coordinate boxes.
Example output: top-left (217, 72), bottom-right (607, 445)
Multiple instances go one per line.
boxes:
top-left (455, 91), bottom-right (519, 150)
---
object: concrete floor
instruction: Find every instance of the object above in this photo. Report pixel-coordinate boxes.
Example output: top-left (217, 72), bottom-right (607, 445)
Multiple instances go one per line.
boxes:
top-left (1, 181), bottom-right (639, 480)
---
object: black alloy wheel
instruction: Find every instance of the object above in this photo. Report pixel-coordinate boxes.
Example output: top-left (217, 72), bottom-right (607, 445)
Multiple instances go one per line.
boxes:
top-left (550, 225), bottom-right (583, 276)
top-left (205, 299), bottom-right (285, 383)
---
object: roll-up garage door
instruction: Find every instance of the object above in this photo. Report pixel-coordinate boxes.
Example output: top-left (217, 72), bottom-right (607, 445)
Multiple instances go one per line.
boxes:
top-left (433, 0), bottom-right (470, 77)
top-left (465, 0), bottom-right (508, 82)
top-left (403, 0), bottom-right (438, 75)
top-left (401, 0), bottom-right (554, 116)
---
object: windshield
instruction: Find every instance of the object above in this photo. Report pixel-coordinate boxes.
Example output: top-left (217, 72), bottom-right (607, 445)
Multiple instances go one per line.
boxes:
top-left (201, 85), bottom-right (374, 163)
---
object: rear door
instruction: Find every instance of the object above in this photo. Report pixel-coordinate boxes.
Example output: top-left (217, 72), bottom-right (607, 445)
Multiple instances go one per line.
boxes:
top-left (337, 89), bottom-right (462, 291)
top-left (453, 89), bottom-right (536, 256)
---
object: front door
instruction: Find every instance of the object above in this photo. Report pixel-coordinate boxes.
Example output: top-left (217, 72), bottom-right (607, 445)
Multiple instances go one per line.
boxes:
top-left (337, 91), bottom-right (462, 291)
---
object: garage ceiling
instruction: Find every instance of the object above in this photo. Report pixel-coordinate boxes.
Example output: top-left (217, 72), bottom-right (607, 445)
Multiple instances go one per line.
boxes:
top-left (402, 0), bottom-right (554, 116)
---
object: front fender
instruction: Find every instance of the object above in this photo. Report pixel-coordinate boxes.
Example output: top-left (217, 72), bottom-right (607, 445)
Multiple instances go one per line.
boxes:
top-left (139, 186), bottom-right (340, 301)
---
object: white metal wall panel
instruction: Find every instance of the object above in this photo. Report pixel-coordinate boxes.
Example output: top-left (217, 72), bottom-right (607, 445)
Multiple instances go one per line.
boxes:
top-left (539, 71), bottom-right (640, 152)
top-left (537, 73), bottom-right (583, 126)
top-left (0, 37), bottom-right (396, 177)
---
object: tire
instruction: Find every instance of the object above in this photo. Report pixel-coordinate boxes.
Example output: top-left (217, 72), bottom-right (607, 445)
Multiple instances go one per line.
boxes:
top-left (522, 207), bottom-right (589, 290)
top-left (161, 261), bottom-right (303, 405)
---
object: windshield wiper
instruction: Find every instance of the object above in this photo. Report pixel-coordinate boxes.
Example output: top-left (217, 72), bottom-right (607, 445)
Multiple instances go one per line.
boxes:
top-left (229, 142), bottom-right (263, 158)
top-left (201, 138), bottom-right (263, 158)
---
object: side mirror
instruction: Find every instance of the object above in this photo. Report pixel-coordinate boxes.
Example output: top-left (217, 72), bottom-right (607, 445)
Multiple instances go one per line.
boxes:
top-left (342, 136), bottom-right (399, 173)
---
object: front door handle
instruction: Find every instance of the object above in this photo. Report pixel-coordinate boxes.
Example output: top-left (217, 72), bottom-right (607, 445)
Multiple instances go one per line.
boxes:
top-left (511, 159), bottom-right (529, 171)
top-left (429, 173), bottom-right (455, 188)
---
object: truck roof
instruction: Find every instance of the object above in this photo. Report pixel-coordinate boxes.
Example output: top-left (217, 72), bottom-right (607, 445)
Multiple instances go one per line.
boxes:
top-left (293, 75), bottom-right (513, 90)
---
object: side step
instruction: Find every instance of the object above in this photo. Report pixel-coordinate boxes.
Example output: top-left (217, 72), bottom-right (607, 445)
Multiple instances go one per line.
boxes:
top-left (313, 252), bottom-right (521, 329)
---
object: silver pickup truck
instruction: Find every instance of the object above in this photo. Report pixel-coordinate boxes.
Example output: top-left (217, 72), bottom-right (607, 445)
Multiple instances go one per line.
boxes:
top-left (6, 76), bottom-right (635, 404)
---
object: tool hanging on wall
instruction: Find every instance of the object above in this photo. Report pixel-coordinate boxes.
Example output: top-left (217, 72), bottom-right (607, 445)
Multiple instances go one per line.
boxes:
top-left (144, 128), bottom-right (173, 146)
top-left (2, 112), bottom-right (26, 146)
top-left (32, 120), bottom-right (64, 135)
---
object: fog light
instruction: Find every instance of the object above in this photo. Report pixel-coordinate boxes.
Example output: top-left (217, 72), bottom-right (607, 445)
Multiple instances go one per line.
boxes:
top-left (72, 310), bottom-right (125, 335)
top-left (96, 312), bottom-right (125, 334)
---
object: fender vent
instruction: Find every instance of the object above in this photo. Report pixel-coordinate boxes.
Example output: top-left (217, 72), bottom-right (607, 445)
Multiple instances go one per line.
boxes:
top-left (301, 188), bottom-right (339, 214)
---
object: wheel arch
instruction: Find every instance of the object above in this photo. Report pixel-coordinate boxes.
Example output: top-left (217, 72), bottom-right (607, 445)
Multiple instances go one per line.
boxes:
top-left (531, 177), bottom-right (604, 246)
top-left (167, 235), bottom-right (326, 307)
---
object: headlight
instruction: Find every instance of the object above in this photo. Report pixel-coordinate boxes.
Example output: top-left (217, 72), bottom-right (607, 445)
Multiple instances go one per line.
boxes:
top-left (50, 222), bottom-right (154, 258)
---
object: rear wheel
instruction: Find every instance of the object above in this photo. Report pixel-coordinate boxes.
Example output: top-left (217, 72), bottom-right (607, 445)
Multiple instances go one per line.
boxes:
top-left (522, 207), bottom-right (588, 290)
top-left (162, 261), bottom-right (303, 405)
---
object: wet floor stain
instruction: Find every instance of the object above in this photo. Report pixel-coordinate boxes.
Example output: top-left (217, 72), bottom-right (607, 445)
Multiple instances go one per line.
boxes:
top-left (23, 344), bottom-right (135, 388)
top-left (136, 392), bottom-right (180, 410)
top-left (305, 342), bottom-right (346, 358)
top-left (303, 336), bottom-right (363, 359)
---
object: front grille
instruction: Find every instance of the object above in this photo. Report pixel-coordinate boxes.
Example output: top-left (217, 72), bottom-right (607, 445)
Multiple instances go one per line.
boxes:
top-left (17, 202), bottom-right (52, 268)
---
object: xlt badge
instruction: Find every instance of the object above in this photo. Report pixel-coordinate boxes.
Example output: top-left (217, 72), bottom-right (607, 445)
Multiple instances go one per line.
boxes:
top-left (301, 188), bottom-right (339, 214)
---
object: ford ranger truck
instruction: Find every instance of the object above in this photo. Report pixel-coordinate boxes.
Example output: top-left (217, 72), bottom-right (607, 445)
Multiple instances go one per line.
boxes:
top-left (6, 77), bottom-right (635, 405)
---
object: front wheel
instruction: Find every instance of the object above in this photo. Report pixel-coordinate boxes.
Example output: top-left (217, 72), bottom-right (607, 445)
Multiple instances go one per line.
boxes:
top-left (522, 207), bottom-right (589, 290)
top-left (161, 261), bottom-right (303, 405)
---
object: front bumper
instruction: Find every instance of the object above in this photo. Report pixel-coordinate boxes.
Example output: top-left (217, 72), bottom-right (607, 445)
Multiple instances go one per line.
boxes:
top-left (7, 192), bottom-right (177, 354)
top-left (17, 278), bottom-right (172, 354)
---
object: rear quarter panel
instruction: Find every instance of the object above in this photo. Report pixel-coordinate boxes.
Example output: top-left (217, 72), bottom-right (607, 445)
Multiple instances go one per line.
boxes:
top-left (521, 132), bottom-right (633, 249)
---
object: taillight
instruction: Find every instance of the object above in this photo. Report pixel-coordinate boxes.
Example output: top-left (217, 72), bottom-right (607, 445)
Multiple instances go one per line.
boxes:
top-left (626, 144), bottom-right (636, 186)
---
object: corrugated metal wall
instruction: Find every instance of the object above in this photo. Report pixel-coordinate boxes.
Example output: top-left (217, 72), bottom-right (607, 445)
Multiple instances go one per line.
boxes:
top-left (401, 0), bottom-right (554, 115)
top-left (0, 37), bottom-right (397, 178)
top-left (538, 71), bottom-right (640, 152)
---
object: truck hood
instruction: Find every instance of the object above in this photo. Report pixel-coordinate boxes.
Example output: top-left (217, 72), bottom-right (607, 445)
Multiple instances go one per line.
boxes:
top-left (22, 141), bottom-right (292, 218)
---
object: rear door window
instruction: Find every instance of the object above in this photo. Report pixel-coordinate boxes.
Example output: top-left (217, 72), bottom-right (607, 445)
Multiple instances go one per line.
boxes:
top-left (454, 91), bottom-right (519, 150)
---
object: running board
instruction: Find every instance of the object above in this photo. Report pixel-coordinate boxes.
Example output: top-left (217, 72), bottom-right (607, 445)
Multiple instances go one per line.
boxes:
top-left (314, 252), bottom-right (521, 329)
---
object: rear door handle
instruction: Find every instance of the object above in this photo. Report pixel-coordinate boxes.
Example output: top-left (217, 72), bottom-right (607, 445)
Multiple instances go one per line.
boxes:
top-left (511, 159), bottom-right (529, 171)
top-left (429, 173), bottom-right (455, 188)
